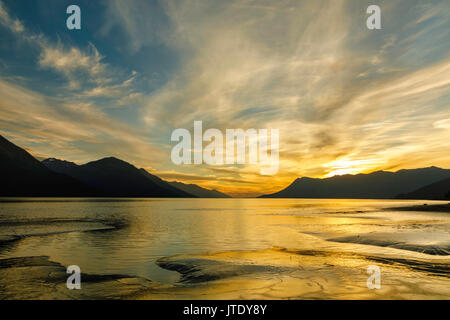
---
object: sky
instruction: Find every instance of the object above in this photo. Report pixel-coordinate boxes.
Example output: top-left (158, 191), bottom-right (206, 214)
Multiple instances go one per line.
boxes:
top-left (0, 0), bottom-right (449, 197)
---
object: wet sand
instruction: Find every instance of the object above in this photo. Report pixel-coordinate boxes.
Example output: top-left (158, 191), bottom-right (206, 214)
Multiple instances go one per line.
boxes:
top-left (0, 256), bottom-right (167, 299)
top-left (328, 232), bottom-right (450, 256)
top-left (0, 201), bottom-right (449, 300)
top-left (1, 246), bottom-right (449, 300)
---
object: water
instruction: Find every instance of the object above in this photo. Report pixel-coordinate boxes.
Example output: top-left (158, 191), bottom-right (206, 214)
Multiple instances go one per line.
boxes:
top-left (0, 198), bottom-right (449, 298)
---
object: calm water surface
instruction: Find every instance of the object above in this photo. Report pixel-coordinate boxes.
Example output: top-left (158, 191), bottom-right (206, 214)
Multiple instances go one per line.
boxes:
top-left (0, 198), bottom-right (449, 288)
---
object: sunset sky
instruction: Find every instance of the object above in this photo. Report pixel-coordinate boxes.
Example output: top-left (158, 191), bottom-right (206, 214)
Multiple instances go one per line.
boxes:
top-left (0, 0), bottom-right (449, 197)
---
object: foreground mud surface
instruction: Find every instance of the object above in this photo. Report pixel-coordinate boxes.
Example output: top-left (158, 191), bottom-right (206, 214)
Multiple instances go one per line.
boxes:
top-left (152, 247), bottom-right (450, 300)
top-left (1, 247), bottom-right (449, 300)
top-left (0, 256), bottom-right (167, 299)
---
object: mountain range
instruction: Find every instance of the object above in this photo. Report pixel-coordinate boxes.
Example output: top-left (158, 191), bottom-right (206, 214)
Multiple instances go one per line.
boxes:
top-left (42, 157), bottom-right (192, 198)
top-left (397, 176), bottom-right (450, 200)
top-left (0, 135), bottom-right (95, 197)
top-left (261, 167), bottom-right (450, 200)
top-left (2, 134), bottom-right (449, 199)
top-left (169, 181), bottom-right (231, 198)
top-left (0, 134), bottom-right (230, 198)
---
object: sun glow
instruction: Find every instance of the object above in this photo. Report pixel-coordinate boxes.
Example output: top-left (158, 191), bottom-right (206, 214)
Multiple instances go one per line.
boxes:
top-left (323, 158), bottom-right (381, 178)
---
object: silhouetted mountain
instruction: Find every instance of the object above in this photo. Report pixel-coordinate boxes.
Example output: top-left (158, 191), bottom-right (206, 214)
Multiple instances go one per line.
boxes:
top-left (0, 135), bottom-right (94, 196)
top-left (43, 157), bottom-right (193, 198)
top-left (138, 168), bottom-right (194, 197)
top-left (397, 177), bottom-right (450, 200)
top-left (139, 169), bottom-right (230, 198)
top-left (169, 181), bottom-right (231, 198)
top-left (42, 158), bottom-right (78, 171)
top-left (261, 167), bottom-right (450, 199)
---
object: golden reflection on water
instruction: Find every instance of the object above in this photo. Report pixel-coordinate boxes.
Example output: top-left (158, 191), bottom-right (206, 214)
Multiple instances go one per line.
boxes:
top-left (0, 198), bottom-right (449, 299)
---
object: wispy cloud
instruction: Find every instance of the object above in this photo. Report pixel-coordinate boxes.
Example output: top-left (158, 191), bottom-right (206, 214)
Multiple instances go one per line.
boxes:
top-left (0, 1), bottom-right (139, 99)
top-left (39, 42), bottom-right (108, 88)
top-left (0, 1), bottom-right (24, 33)
top-left (0, 79), bottom-right (166, 165)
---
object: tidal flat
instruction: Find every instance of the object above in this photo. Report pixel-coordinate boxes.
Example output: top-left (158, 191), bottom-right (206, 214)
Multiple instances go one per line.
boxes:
top-left (0, 199), bottom-right (449, 299)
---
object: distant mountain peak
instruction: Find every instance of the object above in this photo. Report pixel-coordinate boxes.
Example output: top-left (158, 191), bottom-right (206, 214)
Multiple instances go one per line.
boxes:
top-left (169, 181), bottom-right (231, 198)
top-left (43, 155), bottom-right (194, 198)
top-left (397, 176), bottom-right (450, 200)
top-left (396, 166), bottom-right (442, 173)
top-left (0, 135), bottom-right (93, 196)
top-left (42, 158), bottom-right (77, 168)
top-left (262, 166), bottom-right (450, 199)
top-left (82, 157), bottom-right (136, 170)
top-left (95, 156), bottom-right (126, 164)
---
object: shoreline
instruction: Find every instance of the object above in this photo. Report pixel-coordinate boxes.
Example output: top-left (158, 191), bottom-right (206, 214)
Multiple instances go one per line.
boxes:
top-left (387, 203), bottom-right (450, 213)
top-left (1, 201), bottom-right (449, 300)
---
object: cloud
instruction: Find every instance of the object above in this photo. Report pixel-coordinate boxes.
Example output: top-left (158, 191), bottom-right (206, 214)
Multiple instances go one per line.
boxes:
top-left (0, 79), bottom-right (165, 166)
top-left (36, 41), bottom-right (140, 99)
top-left (0, 1), bottom-right (137, 99)
top-left (39, 42), bottom-right (107, 83)
top-left (0, 1), bottom-right (24, 33)
top-left (434, 119), bottom-right (450, 129)
top-left (138, 1), bottom-right (355, 129)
